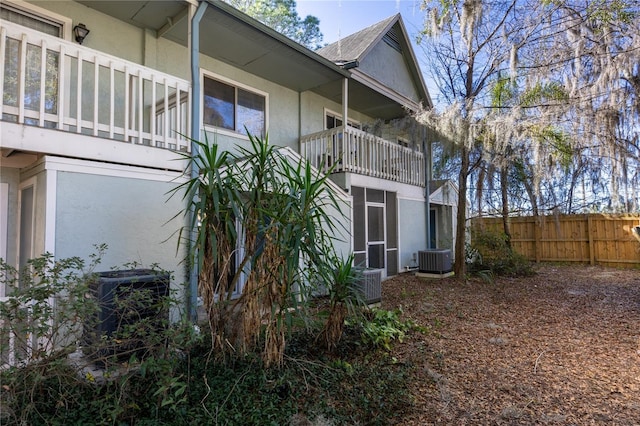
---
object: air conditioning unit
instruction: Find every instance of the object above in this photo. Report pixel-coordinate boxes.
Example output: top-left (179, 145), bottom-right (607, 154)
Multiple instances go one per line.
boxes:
top-left (354, 269), bottom-right (382, 305)
top-left (84, 269), bottom-right (170, 363)
top-left (418, 249), bottom-right (452, 274)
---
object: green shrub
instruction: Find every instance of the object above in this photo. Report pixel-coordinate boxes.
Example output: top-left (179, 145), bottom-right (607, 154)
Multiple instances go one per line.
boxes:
top-left (0, 250), bottom-right (199, 425)
top-left (356, 308), bottom-right (424, 351)
top-left (0, 251), bottom-right (413, 425)
top-left (468, 228), bottom-right (534, 277)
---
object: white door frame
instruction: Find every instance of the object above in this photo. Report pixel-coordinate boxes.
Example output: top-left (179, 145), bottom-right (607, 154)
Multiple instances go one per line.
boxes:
top-left (17, 177), bottom-right (37, 271)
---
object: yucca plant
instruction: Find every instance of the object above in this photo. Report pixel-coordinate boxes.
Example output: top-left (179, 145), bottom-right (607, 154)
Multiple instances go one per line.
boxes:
top-left (172, 133), bottom-right (346, 367)
top-left (316, 254), bottom-right (365, 351)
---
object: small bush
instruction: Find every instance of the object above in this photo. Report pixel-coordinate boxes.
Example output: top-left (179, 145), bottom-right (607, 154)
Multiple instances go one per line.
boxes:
top-left (0, 250), bottom-right (199, 426)
top-left (359, 309), bottom-right (411, 350)
top-left (468, 228), bottom-right (534, 277)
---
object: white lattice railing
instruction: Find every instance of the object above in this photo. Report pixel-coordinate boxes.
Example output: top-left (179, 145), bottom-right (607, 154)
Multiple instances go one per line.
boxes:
top-left (1, 21), bottom-right (191, 152)
top-left (301, 126), bottom-right (425, 186)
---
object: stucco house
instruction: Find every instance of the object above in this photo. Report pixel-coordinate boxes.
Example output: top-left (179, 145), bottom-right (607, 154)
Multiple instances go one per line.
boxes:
top-left (0, 1), bottom-right (457, 322)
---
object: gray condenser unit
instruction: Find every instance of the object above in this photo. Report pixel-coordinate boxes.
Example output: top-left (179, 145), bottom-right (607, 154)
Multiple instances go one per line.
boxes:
top-left (354, 269), bottom-right (382, 304)
top-left (84, 269), bottom-right (169, 362)
top-left (418, 249), bottom-right (452, 274)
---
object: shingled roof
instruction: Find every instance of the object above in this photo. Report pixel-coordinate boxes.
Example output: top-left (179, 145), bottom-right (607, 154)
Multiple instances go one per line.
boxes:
top-left (316, 14), bottom-right (399, 64)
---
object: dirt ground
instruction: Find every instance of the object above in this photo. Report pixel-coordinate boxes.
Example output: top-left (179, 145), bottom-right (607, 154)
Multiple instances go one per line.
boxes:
top-left (382, 265), bottom-right (640, 425)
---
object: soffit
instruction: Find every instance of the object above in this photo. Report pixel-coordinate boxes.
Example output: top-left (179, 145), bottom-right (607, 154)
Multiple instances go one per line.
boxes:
top-left (76, 0), bottom-right (348, 92)
top-left (76, 1), bottom-right (186, 30)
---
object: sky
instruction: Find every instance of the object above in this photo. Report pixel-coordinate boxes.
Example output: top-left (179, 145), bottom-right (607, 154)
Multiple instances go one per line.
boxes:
top-left (296, 0), bottom-right (427, 45)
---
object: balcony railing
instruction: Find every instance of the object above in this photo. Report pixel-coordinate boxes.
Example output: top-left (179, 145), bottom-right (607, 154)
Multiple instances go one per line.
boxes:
top-left (1, 22), bottom-right (191, 152)
top-left (301, 126), bottom-right (425, 187)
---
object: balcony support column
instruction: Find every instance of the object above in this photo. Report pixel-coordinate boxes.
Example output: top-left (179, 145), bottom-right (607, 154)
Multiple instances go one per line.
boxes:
top-left (342, 78), bottom-right (348, 127)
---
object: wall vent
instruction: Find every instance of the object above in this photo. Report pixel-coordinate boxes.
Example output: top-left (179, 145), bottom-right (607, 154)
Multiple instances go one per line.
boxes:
top-left (418, 249), bottom-right (452, 274)
top-left (383, 28), bottom-right (401, 52)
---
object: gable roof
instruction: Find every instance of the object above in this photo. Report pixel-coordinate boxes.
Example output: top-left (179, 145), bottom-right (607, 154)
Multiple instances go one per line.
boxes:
top-left (317, 14), bottom-right (433, 110)
top-left (429, 179), bottom-right (458, 206)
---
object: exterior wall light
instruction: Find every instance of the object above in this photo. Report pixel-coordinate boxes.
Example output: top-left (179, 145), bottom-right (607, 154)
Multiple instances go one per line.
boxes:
top-left (73, 23), bottom-right (90, 44)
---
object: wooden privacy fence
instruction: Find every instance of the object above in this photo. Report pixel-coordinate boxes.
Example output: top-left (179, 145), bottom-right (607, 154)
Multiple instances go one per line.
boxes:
top-left (471, 214), bottom-right (640, 268)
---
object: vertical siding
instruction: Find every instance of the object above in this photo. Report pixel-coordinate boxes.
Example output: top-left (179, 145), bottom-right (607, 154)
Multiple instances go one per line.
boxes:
top-left (472, 214), bottom-right (640, 268)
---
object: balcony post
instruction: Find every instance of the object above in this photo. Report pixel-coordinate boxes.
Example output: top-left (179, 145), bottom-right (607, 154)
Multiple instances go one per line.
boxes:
top-left (342, 77), bottom-right (348, 127)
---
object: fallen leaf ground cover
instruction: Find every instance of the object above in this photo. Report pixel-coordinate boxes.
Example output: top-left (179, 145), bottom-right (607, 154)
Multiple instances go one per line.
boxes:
top-left (382, 265), bottom-right (640, 425)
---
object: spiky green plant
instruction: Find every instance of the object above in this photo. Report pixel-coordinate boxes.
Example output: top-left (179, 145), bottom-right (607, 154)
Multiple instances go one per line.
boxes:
top-left (316, 254), bottom-right (365, 351)
top-left (172, 133), bottom-right (347, 367)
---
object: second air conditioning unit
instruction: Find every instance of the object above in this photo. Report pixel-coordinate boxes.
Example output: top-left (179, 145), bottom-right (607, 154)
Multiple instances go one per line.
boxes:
top-left (418, 249), bottom-right (452, 274)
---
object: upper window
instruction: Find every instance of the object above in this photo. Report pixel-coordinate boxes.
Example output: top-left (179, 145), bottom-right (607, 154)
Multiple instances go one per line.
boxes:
top-left (1, 2), bottom-right (64, 37)
top-left (325, 110), bottom-right (361, 130)
top-left (203, 76), bottom-right (266, 137)
top-left (398, 137), bottom-right (421, 151)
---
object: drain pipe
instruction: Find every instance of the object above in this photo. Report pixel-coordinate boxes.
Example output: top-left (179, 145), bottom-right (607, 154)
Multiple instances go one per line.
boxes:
top-left (188, 0), bottom-right (208, 323)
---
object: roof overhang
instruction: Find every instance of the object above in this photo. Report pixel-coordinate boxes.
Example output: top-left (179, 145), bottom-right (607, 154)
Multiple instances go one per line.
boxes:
top-left (430, 180), bottom-right (458, 207)
top-left (76, 0), bottom-right (416, 119)
top-left (77, 0), bottom-right (349, 92)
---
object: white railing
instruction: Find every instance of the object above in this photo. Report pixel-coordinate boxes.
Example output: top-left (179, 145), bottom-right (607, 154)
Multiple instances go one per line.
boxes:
top-left (301, 126), bottom-right (425, 186)
top-left (0, 297), bottom-right (37, 368)
top-left (1, 21), bottom-right (191, 152)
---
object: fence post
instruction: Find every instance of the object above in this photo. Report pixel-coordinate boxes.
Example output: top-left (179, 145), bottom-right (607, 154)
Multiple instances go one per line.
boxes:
top-left (587, 214), bottom-right (595, 265)
top-left (534, 216), bottom-right (541, 263)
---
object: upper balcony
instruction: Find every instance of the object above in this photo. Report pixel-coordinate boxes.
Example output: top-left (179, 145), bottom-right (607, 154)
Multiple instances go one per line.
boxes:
top-left (2, 22), bottom-right (425, 187)
top-left (301, 126), bottom-right (425, 187)
top-left (1, 21), bottom-right (191, 155)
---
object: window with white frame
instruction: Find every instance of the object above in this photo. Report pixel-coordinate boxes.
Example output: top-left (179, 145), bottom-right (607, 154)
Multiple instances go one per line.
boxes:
top-left (398, 137), bottom-right (421, 151)
top-left (0, 183), bottom-right (8, 274)
top-left (203, 75), bottom-right (266, 137)
top-left (155, 91), bottom-right (189, 149)
top-left (1, 2), bottom-right (70, 126)
top-left (0, 2), bottom-right (64, 37)
top-left (325, 110), bottom-right (361, 130)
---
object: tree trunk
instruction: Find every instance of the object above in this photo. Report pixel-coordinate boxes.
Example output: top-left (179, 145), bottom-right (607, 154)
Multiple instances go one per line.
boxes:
top-left (500, 166), bottom-right (512, 248)
top-left (454, 146), bottom-right (469, 278)
top-left (521, 171), bottom-right (538, 216)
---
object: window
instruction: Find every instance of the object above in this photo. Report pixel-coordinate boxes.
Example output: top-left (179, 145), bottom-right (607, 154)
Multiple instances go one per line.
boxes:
top-left (398, 137), bottom-right (422, 152)
top-left (0, 183), bottom-right (8, 281)
top-left (1, 2), bottom-right (68, 125)
top-left (325, 110), bottom-right (360, 130)
top-left (18, 179), bottom-right (36, 274)
top-left (0, 3), bottom-right (63, 37)
top-left (155, 91), bottom-right (189, 149)
top-left (203, 76), bottom-right (266, 137)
